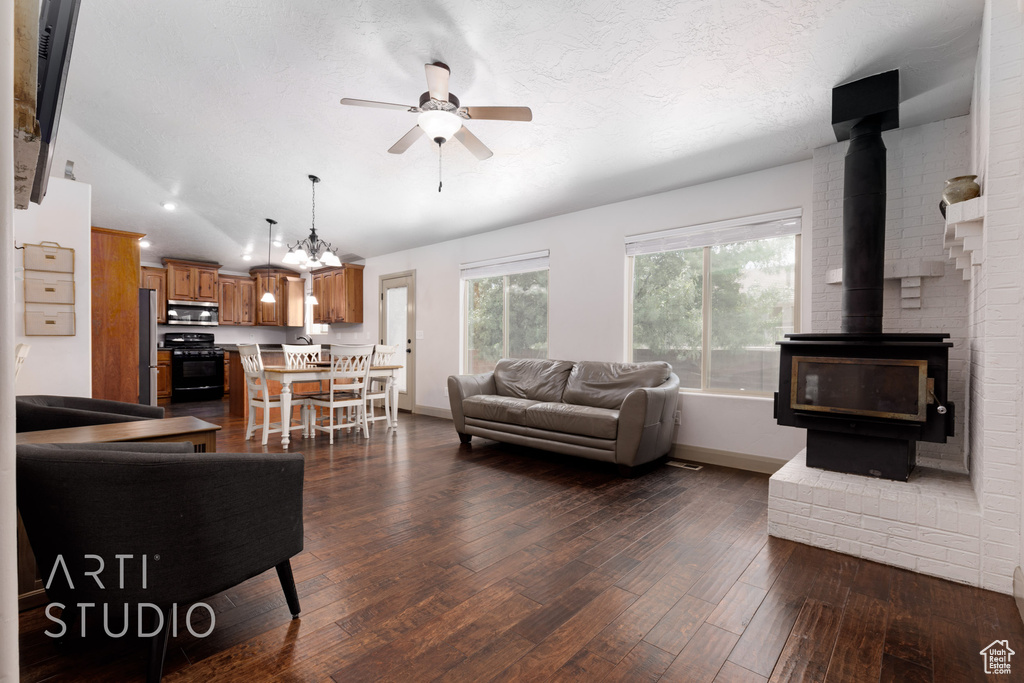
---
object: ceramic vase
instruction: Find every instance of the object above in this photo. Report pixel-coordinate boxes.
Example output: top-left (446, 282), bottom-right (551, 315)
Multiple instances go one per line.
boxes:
top-left (942, 175), bottom-right (981, 205)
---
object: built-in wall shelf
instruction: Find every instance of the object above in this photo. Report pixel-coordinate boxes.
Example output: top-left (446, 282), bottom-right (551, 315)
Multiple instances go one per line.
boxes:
top-left (943, 195), bottom-right (985, 281)
top-left (825, 259), bottom-right (947, 309)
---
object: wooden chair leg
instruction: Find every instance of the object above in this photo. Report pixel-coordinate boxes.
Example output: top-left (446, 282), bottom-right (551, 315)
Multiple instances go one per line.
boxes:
top-left (146, 605), bottom-right (171, 683)
top-left (276, 560), bottom-right (301, 619)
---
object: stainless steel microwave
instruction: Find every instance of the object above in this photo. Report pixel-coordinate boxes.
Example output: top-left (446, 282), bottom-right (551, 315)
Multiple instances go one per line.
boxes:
top-left (166, 299), bottom-right (219, 326)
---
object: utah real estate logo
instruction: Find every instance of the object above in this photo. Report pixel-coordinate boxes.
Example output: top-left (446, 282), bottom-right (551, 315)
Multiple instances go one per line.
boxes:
top-left (980, 640), bottom-right (1015, 675)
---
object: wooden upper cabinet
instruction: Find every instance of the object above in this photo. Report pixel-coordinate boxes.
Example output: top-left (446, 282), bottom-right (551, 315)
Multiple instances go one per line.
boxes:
top-left (237, 278), bottom-right (256, 325)
top-left (249, 266), bottom-right (301, 326)
top-left (195, 267), bottom-right (218, 302)
top-left (218, 278), bottom-right (238, 324)
top-left (218, 275), bottom-right (257, 326)
top-left (163, 258), bottom-right (221, 302)
top-left (311, 264), bottom-right (363, 324)
top-left (140, 266), bottom-right (167, 323)
top-left (169, 265), bottom-right (192, 300)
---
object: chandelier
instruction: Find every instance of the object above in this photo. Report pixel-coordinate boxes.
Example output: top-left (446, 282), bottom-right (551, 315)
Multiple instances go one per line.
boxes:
top-left (282, 175), bottom-right (342, 269)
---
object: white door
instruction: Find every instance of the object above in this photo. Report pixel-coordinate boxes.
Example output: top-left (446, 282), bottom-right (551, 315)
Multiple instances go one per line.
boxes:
top-left (380, 272), bottom-right (415, 411)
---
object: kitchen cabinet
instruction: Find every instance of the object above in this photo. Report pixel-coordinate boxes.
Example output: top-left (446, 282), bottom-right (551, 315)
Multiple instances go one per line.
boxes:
top-left (163, 258), bottom-right (220, 302)
top-left (218, 275), bottom-right (256, 326)
top-left (92, 227), bottom-right (144, 403)
top-left (238, 278), bottom-right (256, 325)
top-left (140, 266), bottom-right (167, 323)
top-left (157, 350), bottom-right (171, 399)
top-left (311, 263), bottom-right (363, 324)
top-left (250, 267), bottom-right (303, 326)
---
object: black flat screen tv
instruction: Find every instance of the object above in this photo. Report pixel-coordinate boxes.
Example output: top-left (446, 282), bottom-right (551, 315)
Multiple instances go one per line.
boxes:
top-left (31, 0), bottom-right (81, 205)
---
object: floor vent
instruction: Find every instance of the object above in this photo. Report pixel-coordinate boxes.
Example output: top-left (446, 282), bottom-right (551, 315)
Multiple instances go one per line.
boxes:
top-left (668, 461), bottom-right (703, 471)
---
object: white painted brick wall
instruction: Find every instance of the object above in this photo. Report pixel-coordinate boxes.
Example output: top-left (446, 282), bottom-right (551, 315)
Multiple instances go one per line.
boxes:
top-left (968, 0), bottom-right (1024, 594)
top-left (810, 117), bottom-right (971, 472)
top-left (769, 451), bottom-right (989, 589)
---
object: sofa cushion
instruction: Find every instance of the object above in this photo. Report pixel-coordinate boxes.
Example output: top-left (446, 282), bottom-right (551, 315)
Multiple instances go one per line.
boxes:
top-left (562, 361), bottom-right (673, 410)
top-left (524, 402), bottom-right (619, 440)
top-left (462, 395), bottom-right (538, 425)
top-left (493, 358), bottom-right (575, 402)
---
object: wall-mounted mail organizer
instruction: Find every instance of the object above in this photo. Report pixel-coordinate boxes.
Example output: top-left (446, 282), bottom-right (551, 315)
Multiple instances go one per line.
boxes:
top-left (22, 242), bottom-right (76, 336)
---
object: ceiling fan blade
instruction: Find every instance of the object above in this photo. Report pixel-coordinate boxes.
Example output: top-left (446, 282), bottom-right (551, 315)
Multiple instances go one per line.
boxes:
top-left (425, 62), bottom-right (450, 102)
top-left (388, 126), bottom-right (425, 154)
top-left (453, 126), bottom-right (493, 160)
top-left (340, 98), bottom-right (419, 112)
top-left (461, 106), bottom-right (533, 122)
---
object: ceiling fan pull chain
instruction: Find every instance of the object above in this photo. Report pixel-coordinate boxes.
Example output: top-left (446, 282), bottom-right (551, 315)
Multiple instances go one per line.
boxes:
top-left (438, 140), bottom-right (443, 192)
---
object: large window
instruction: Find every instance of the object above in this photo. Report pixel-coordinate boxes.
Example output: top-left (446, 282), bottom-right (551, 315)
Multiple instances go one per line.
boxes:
top-left (628, 211), bottom-right (800, 393)
top-left (462, 251), bottom-right (549, 374)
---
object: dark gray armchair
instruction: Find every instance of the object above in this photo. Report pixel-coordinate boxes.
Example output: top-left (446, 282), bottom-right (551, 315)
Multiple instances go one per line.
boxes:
top-left (17, 442), bottom-right (305, 682)
top-left (16, 395), bottom-right (165, 432)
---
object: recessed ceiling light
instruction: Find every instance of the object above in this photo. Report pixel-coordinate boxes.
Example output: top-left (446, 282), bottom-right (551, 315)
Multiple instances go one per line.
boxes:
top-left (162, 201), bottom-right (176, 211)
top-left (241, 254), bottom-right (252, 261)
top-left (273, 240), bottom-right (282, 247)
top-left (139, 239), bottom-right (151, 248)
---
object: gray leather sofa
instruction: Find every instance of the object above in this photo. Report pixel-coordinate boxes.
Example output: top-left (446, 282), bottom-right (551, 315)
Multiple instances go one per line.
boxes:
top-left (16, 395), bottom-right (164, 432)
top-left (448, 358), bottom-right (680, 472)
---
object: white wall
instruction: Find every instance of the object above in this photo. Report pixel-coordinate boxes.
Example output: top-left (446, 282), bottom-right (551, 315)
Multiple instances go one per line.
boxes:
top-left (13, 177), bottom-right (92, 397)
top-left (362, 160), bottom-right (813, 464)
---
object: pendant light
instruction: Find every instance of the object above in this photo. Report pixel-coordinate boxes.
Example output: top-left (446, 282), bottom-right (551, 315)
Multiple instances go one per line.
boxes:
top-left (282, 175), bottom-right (343, 268)
top-left (260, 218), bottom-right (277, 304)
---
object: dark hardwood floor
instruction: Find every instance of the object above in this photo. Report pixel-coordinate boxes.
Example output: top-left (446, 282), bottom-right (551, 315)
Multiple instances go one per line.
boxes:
top-left (18, 398), bottom-right (1024, 682)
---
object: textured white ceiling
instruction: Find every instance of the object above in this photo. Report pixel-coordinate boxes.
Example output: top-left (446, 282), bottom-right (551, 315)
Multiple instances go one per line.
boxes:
top-left (51, 0), bottom-right (983, 272)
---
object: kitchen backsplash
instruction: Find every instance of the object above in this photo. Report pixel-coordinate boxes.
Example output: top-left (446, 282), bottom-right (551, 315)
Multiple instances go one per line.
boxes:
top-left (157, 324), bottom-right (288, 346)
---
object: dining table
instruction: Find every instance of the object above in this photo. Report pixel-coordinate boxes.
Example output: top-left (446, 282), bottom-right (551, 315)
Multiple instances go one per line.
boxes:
top-left (262, 363), bottom-right (403, 449)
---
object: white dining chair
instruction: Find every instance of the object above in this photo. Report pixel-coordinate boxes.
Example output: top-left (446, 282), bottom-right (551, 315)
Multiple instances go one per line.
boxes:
top-left (14, 343), bottom-right (30, 381)
top-left (306, 344), bottom-right (374, 443)
top-left (281, 343), bottom-right (323, 433)
top-left (239, 344), bottom-right (304, 446)
top-left (366, 343), bottom-right (398, 430)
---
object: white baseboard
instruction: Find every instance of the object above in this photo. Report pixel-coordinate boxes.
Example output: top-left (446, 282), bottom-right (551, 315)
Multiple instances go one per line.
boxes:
top-left (671, 444), bottom-right (786, 474)
top-left (415, 405), bottom-right (453, 420)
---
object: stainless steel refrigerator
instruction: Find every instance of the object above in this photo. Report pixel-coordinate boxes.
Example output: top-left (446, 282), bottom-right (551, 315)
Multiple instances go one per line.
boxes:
top-left (139, 288), bottom-right (158, 405)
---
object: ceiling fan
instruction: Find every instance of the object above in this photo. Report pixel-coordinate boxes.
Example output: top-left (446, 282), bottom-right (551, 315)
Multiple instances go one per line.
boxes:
top-left (340, 62), bottom-right (532, 162)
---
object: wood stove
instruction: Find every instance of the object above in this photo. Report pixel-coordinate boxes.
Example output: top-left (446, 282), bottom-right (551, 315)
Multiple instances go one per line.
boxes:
top-left (775, 333), bottom-right (954, 481)
top-left (774, 70), bottom-right (955, 481)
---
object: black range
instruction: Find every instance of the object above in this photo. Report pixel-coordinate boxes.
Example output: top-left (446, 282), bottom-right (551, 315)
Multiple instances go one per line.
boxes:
top-left (163, 332), bottom-right (225, 402)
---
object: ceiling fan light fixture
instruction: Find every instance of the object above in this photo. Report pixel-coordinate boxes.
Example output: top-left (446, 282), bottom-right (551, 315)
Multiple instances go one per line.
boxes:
top-left (417, 110), bottom-right (462, 143)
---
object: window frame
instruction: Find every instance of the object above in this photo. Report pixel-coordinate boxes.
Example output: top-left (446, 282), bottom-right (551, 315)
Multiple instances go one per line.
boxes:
top-left (626, 211), bottom-right (802, 397)
top-left (460, 251), bottom-right (551, 374)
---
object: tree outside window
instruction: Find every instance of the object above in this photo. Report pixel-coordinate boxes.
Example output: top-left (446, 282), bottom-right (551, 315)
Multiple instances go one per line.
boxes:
top-left (464, 270), bottom-right (548, 374)
top-left (631, 234), bottom-right (796, 393)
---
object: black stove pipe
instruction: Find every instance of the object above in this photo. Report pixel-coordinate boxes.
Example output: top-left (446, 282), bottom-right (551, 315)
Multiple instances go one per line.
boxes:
top-left (841, 115), bottom-right (887, 334)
